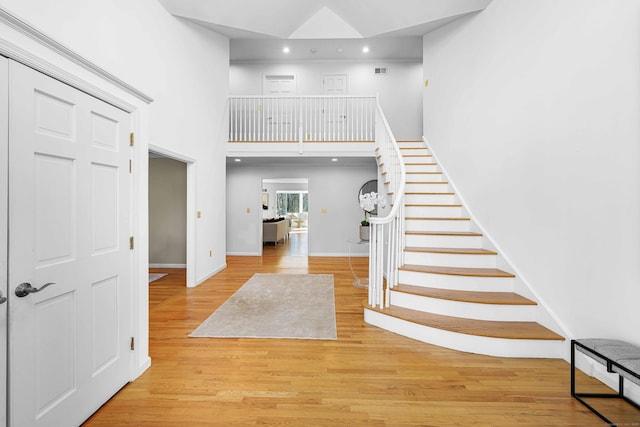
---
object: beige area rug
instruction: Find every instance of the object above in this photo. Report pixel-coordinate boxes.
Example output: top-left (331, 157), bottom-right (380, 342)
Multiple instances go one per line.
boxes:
top-left (190, 273), bottom-right (337, 340)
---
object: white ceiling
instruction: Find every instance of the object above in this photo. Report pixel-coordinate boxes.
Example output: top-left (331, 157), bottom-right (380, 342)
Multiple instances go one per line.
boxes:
top-left (157, 0), bottom-right (492, 61)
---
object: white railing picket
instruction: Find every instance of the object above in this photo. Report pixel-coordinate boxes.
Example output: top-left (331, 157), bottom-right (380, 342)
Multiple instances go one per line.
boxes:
top-left (368, 99), bottom-right (406, 308)
top-left (228, 95), bottom-right (375, 143)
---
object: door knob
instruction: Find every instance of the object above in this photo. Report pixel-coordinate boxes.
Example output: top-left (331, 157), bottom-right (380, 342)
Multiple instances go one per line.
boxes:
top-left (15, 282), bottom-right (55, 298)
top-left (0, 290), bottom-right (6, 304)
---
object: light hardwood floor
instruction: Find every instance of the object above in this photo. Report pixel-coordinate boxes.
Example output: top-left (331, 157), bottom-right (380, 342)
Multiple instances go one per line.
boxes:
top-left (83, 234), bottom-right (636, 426)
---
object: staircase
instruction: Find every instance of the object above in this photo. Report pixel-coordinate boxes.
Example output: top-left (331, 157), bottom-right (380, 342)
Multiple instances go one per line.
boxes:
top-left (364, 140), bottom-right (565, 358)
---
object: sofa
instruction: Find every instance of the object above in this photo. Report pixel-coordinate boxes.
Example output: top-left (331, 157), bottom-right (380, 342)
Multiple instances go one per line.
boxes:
top-left (262, 218), bottom-right (289, 245)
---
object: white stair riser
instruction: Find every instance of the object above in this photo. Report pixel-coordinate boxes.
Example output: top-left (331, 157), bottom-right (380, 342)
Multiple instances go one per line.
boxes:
top-left (403, 251), bottom-right (497, 269)
top-left (405, 182), bottom-right (449, 192)
top-left (405, 234), bottom-right (482, 248)
top-left (405, 164), bottom-right (439, 173)
top-left (364, 309), bottom-right (564, 358)
top-left (405, 193), bottom-right (455, 204)
top-left (398, 142), bottom-right (425, 149)
top-left (405, 205), bottom-right (462, 217)
top-left (405, 219), bottom-right (470, 232)
top-left (390, 291), bottom-right (536, 322)
top-left (401, 149), bottom-right (430, 156)
top-left (398, 270), bottom-right (514, 292)
top-left (406, 173), bottom-right (444, 182)
top-left (402, 156), bottom-right (433, 163)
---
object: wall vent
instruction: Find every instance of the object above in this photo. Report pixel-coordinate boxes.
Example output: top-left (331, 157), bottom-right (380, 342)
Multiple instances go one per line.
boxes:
top-left (374, 67), bottom-right (388, 75)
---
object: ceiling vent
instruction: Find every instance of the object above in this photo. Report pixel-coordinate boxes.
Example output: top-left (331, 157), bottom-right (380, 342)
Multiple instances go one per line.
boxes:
top-left (374, 67), bottom-right (388, 75)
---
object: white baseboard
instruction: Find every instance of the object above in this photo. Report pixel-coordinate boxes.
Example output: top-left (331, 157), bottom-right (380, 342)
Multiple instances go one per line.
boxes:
top-left (132, 356), bottom-right (151, 381)
top-left (149, 263), bottom-right (186, 268)
top-left (193, 263), bottom-right (227, 288)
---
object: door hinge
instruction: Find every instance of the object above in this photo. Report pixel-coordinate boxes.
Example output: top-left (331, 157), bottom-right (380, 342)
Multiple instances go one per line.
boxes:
top-left (129, 236), bottom-right (134, 250)
top-left (130, 337), bottom-right (135, 351)
top-left (130, 132), bottom-right (134, 147)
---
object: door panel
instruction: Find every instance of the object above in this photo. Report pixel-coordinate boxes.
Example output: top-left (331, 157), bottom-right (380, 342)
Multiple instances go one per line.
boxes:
top-left (0, 56), bottom-right (8, 427)
top-left (8, 60), bottom-right (131, 427)
top-left (322, 74), bottom-right (348, 140)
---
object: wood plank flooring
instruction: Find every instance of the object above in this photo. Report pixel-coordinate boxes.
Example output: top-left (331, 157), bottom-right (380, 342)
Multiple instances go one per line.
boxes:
top-left (83, 234), bottom-right (635, 426)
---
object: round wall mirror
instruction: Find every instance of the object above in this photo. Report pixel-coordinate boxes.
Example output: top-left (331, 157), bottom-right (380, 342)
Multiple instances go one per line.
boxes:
top-left (358, 179), bottom-right (378, 215)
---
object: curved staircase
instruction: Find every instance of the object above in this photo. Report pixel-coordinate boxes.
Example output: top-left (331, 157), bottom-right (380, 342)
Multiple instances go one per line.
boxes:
top-left (364, 140), bottom-right (565, 358)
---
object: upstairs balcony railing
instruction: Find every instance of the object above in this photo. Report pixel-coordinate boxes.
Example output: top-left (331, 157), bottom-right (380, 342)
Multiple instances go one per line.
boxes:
top-left (229, 95), bottom-right (376, 142)
top-left (227, 94), bottom-right (405, 310)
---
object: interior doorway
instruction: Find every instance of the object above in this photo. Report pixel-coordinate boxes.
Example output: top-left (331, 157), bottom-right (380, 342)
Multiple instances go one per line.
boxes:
top-left (261, 178), bottom-right (309, 256)
top-left (148, 146), bottom-right (196, 287)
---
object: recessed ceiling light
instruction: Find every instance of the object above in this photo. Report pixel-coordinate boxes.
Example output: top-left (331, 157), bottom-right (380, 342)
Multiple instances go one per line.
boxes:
top-left (362, 46), bottom-right (370, 53)
top-left (310, 48), bottom-right (317, 53)
top-left (331, 158), bottom-right (338, 162)
top-left (283, 46), bottom-right (290, 54)
top-left (336, 48), bottom-right (343, 54)
top-left (234, 158), bottom-right (241, 162)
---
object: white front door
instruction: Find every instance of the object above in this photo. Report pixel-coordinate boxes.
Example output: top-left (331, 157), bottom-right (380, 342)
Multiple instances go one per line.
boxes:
top-left (8, 60), bottom-right (132, 426)
top-left (0, 56), bottom-right (8, 427)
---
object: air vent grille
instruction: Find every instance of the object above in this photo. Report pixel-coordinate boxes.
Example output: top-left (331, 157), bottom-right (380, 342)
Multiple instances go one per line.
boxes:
top-left (374, 67), bottom-right (388, 75)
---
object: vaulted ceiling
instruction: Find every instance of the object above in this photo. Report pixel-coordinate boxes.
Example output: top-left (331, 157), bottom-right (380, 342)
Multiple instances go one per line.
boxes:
top-left (157, 0), bottom-right (493, 60)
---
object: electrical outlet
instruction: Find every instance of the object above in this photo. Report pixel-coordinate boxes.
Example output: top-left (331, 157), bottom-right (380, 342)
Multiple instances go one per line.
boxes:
top-left (321, 208), bottom-right (327, 214)
top-left (196, 211), bottom-right (201, 218)
top-left (246, 207), bottom-right (251, 213)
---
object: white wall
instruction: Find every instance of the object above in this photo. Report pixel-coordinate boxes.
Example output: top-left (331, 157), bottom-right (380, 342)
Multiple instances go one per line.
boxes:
top-left (0, 0), bottom-right (230, 285)
top-left (0, 0), bottom-right (230, 375)
top-left (227, 161), bottom-right (377, 256)
top-left (423, 0), bottom-right (640, 345)
top-left (230, 61), bottom-right (422, 140)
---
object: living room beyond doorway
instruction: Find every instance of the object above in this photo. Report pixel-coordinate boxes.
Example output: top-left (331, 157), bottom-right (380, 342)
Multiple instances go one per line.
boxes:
top-left (262, 178), bottom-right (308, 257)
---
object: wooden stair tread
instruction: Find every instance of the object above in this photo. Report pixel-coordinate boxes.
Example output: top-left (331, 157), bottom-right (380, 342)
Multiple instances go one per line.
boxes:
top-left (407, 172), bottom-right (442, 175)
top-left (405, 217), bottom-right (470, 221)
top-left (404, 247), bottom-right (496, 255)
top-left (400, 264), bottom-right (515, 278)
top-left (393, 284), bottom-right (537, 306)
top-left (404, 162), bottom-right (437, 165)
top-left (363, 301), bottom-right (563, 341)
top-left (403, 154), bottom-right (433, 157)
top-left (406, 231), bottom-right (483, 237)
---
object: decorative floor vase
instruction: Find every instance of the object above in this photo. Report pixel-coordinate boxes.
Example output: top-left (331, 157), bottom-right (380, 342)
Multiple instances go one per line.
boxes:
top-left (359, 225), bottom-right (370, 241)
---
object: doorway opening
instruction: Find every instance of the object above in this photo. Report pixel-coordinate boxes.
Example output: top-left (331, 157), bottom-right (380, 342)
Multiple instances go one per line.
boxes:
top-left (261, 178), bottom-right (309, 257)
top-left (148, 146), bottom-right (196, 287)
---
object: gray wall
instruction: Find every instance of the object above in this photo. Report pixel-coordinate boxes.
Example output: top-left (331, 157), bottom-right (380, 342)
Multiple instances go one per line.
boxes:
top-left (227, 161), bottom-right (377, 256)
top-left (149, 157), bottom-right (187, 265)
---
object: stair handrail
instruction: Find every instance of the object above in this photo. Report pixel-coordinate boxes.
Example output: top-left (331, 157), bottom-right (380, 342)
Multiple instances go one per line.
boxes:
top-left (368, 97), bottom-right (406, 308)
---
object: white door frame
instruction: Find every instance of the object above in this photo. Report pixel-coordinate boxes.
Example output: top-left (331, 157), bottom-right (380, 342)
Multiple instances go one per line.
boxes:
top-left (0, 55), bottom-right (8, 426)
top-left (148, 145), bottom-right (197, 287)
